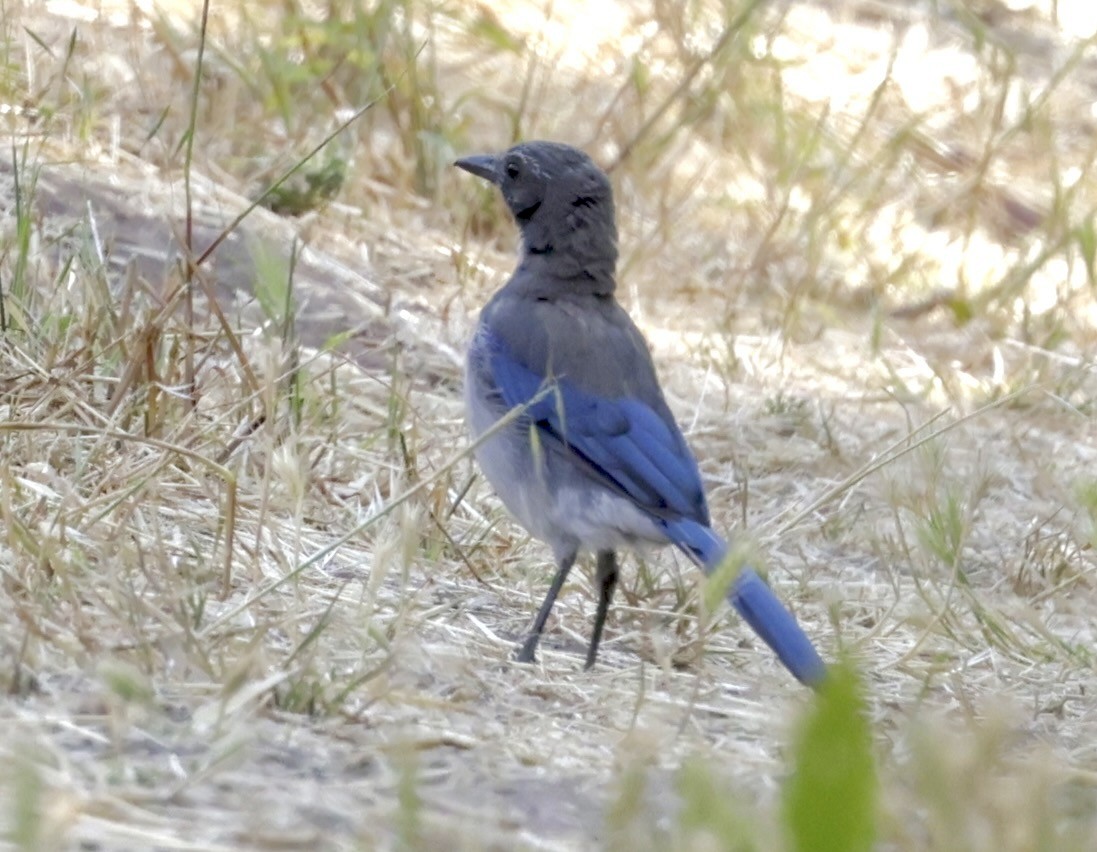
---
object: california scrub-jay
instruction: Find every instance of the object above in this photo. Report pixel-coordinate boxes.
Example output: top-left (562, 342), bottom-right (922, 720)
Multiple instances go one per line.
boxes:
top-left (456, 141), bottom-right (825, 686)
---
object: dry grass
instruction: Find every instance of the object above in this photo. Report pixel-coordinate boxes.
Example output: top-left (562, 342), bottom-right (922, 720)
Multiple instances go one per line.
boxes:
top-left (1, 0), bottom-right (1096, 849)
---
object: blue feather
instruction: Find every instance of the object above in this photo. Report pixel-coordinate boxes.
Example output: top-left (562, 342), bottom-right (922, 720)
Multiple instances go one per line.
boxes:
top-left (485, 328), bottom-right (826, 686)
top-left (487, 328), bottom-right (705, 520)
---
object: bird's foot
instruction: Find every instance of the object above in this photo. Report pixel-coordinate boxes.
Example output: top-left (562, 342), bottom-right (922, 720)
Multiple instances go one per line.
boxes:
top-left (515, 636), bottom-right (540, 663)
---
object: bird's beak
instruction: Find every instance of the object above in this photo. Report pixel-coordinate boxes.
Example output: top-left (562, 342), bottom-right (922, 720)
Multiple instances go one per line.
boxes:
top-left (454, 153), bottom-right (499, 184)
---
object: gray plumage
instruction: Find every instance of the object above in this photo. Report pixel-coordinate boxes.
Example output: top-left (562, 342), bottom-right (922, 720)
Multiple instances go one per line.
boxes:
top-left (456, 141), bottom-right (825, 684)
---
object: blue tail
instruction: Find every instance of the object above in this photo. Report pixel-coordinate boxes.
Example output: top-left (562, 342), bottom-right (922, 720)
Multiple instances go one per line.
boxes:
top-left (661, 519), bottom-right (827, 687)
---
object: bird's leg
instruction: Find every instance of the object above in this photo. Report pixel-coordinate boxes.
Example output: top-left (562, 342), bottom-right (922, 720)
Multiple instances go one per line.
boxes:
top-left (585, 550), bottom-right (619, 670)
top-left (516, 551), bottom-right (577, 663)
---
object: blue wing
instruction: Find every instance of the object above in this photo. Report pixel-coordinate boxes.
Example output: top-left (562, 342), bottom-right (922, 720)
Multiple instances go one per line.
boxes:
top-left (484, 327), bottom-right (826, 686)
top-left (486, 328), bottom-right (707, 524)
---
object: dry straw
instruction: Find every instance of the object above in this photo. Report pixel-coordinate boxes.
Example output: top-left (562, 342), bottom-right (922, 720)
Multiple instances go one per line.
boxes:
top-left (0, 0), bottom-right (1094, 848)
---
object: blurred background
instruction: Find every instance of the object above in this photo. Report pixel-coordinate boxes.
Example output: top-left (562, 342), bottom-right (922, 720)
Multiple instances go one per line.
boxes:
top-left (1, 1), bottom-right (1095, 849)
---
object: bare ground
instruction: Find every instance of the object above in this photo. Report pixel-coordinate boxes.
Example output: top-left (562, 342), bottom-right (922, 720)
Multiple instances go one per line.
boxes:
top-left (1, 1), bottom-right (1096, 849)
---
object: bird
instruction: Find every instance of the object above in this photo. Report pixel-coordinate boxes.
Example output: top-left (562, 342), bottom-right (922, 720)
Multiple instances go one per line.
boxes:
top-left (455, 141), bottom-right (826, 686)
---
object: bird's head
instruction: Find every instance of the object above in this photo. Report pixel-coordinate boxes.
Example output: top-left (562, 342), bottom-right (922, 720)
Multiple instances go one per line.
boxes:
top-left (455, 141), bottom-right (617, 284)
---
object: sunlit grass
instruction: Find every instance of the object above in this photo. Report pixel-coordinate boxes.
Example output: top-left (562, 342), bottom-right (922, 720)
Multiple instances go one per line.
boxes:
top-left (0, 0), bottom-right (1094, 848)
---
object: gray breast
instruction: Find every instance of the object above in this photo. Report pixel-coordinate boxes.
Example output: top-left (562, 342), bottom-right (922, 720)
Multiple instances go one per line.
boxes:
top-left (464, 325), bottom-right (669, 558)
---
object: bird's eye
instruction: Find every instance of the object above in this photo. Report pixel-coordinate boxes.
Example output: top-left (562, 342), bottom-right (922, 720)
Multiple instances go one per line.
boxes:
top-left (505, 161), bottom-right (520, 179)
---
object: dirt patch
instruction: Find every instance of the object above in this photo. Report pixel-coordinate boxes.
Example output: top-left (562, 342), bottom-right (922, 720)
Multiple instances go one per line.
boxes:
top-left (1, 1), bottom-right (1095, 849)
